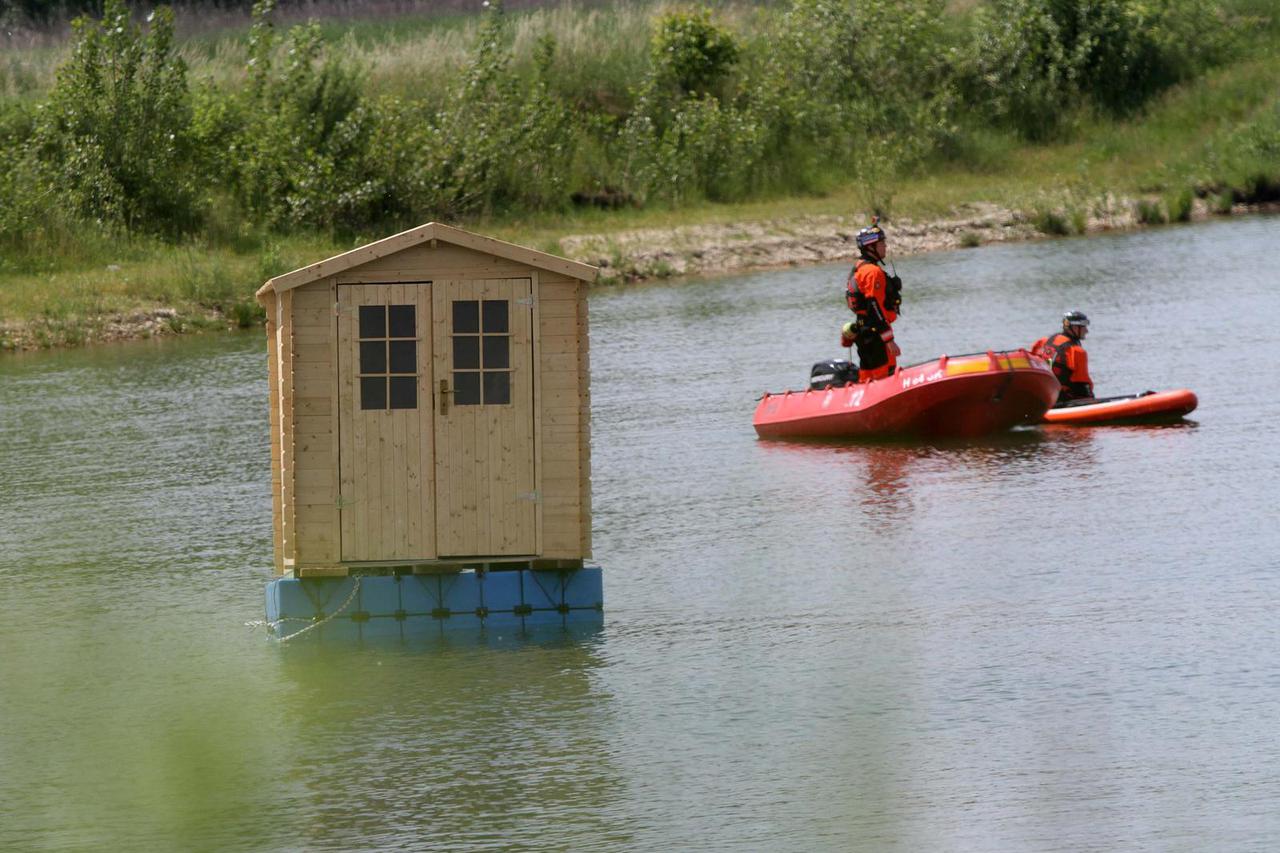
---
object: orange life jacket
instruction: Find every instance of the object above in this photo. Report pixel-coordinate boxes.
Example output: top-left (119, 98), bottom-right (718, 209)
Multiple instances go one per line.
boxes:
top-left (1032, 332), bottom-right (1093, 400)
top-left (846, 260), bottom-right (898, 328)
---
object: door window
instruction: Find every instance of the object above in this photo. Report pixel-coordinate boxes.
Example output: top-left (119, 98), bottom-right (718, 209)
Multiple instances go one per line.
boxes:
top-left (359, 304), bottom-right (418, 410)
top-left (451, 299), bottom-right (511, 406)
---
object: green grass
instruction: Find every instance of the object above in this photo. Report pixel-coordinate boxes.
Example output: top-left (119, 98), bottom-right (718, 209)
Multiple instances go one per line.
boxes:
top-left (2, 0), bottom-right (1278, 349)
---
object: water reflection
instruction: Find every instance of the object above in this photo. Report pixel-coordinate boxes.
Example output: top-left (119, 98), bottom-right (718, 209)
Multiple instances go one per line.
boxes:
top-left (271, 627), bottom-right (633, 850)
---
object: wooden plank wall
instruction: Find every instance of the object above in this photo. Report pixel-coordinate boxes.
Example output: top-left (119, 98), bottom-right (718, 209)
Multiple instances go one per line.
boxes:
top-left (290, 278), bottom-right (341, 565)
top-left (539, 272), bottom-right (589, 558)
top-left (278, 289), bottom-right (296, 569)
top-left (344, 245), bottom-right (534, 282)
top-left (265, 296), bottom-right (284, 574)
top-left (272, 242), bottom-right (592, 572)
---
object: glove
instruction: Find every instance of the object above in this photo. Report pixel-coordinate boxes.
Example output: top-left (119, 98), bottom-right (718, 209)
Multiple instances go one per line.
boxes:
top-left (888, 341), bottom-right (902, 359)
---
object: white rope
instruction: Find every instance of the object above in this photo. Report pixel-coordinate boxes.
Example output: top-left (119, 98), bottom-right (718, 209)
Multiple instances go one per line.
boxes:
top-left (248, 577), bottom-right (364, 644)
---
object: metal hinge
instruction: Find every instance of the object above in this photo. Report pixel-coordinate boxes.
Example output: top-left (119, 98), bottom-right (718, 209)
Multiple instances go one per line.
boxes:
top-left (336, 495), bottom-right (358, 510)
top-left (515, 296), bottom-right (535, 307)
top-left (517, 491), bottom-right (541, 502)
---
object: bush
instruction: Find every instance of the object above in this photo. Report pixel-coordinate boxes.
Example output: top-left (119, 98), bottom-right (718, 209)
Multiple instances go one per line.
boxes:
top-left (1134, 198), bottom-right (1167, 224)
top-left (1166, 187), bottom-right (1194, 222)
top-left (31, 0), bottom-right (203, 234)
top-left (650, 9), bottom-right (739, 97)
top-left (228, 1), bottom-right (382, 231)
top-left (969, 0), bottom-right (1233, 139)
top-left (1032, 208), bottom-right (1071, 235)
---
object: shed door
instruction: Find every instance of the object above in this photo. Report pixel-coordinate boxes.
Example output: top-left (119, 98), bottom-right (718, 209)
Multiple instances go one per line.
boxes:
top-left (433, 279), bottom-right (537, 556)
top-left (337, 284), bottom-right (434, 561)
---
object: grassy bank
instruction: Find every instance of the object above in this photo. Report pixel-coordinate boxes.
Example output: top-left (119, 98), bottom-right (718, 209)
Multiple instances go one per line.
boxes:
top-left (2, 0), bottom-right (1278, 351)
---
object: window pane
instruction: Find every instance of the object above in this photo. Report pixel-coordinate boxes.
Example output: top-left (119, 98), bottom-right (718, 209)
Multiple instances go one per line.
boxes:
top-left (359, 305), bottom-right (385, 339)
top-left (389, 340), bottom-right (416, 374)
top-left (360, 376), bottom-right (386, 410)
top-left (453, 335), bottom-right (479, 369)
top-left (389, 376), bottom-right (417, 409)
top-left (483, 371), bottom-right (511, 405)
top-left (482, 299), bottom-right (509, 333)
top-left (452, 300), bottom-right (479, 334)
top-left (483, 335), bottom-right (509, 369)
top-left (454, 371), bottom-right (480, 405)
top-left (360, 340), bottom-right (386, 375)
top-left (388, 304), bottom-right (416, 338)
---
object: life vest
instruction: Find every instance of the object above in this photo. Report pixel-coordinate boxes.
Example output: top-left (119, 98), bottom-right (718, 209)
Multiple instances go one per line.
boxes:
top-left (1033, 332), bottom-right (1093, 400)
top-left (845, 259), bottom-right (897, 328)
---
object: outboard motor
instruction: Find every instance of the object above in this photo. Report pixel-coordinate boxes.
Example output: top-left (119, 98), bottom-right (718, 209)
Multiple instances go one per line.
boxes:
top-left (809, 359), bottom-right (858, 390)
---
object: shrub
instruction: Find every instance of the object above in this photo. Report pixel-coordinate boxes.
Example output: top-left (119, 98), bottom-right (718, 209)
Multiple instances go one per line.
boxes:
top-left (230, 1), bottom-right (380, 231)
top-left (969, 0), bottom-right (1233, 139)
top-left (1134, 198), bottom-right (1167, 224)
top-left (32, 0), bottom-right (202, 235)
top-left (650, 8), bottom-right (739, 97)
top-left (1032, 208), bottom-right (1070, 235)
top-left (1166, 187), bottom-right (1194, 222)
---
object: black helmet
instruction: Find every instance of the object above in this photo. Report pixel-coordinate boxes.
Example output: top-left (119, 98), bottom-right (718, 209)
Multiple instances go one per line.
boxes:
top-left (856, 216), bottom-right (886, 249)
top-left (1062, 310), bottom-right (1090, 330)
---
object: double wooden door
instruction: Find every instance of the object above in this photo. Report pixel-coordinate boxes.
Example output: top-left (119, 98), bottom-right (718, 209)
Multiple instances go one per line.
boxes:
top-left (336, 279), bottom-right (536, 561)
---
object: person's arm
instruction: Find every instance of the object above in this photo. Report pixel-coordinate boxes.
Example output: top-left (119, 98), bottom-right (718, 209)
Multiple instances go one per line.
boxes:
top-left (1067, 347), bottom-right (1094, 397)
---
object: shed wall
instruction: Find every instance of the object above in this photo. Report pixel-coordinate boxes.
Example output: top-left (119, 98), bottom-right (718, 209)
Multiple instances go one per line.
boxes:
top-left (291, 279), bottom-right (341, 566)
top-left (537, 272), bottom-right (591, 558)
top-left (273, 242), bottom-right (591, 573)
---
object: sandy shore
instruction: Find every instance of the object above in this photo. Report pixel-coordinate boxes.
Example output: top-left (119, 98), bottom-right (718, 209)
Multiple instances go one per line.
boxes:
top-left (555, 196), bottom-right (1208, 284)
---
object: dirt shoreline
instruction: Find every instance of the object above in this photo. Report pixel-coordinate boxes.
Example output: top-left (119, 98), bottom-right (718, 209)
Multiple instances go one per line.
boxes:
top-left (1, 198), bottom-right (1266, 352)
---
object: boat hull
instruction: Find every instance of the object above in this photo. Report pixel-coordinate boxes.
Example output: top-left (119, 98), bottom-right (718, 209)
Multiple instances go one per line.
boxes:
top-left (754, 350), bottom-right (1060, 440)
top-left (1042, 389), bottom-right (1198, 425)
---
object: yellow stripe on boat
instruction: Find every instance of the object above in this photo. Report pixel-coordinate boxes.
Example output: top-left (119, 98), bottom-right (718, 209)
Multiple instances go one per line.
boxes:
top-left (945, 360), bottom-right (991, 376)
top-left (946, 354), bottom-right (1033, 376)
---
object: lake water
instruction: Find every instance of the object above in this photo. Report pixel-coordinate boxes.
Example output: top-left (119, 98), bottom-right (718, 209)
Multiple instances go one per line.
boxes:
top-left (2, 216), bottom-right (1277, 851)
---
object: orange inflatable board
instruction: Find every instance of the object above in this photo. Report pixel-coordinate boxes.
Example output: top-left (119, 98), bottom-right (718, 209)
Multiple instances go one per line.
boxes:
top-left (754, 350), bottom-right (1059, 440)
top-left (1042, 389), bottom-right (1198, 425)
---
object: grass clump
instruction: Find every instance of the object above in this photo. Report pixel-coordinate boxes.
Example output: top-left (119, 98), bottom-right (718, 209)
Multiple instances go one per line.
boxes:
top-left (1134, 199), bottom-right (1167, 224)
top-left (1032, 208), bottom-right (1071, 236)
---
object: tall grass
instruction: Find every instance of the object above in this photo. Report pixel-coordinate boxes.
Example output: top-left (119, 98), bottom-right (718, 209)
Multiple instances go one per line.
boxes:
top-left (1, 0), bottom-right (1278, 346)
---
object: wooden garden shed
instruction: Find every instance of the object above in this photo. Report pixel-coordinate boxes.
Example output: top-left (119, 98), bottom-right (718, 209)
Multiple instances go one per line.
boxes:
top-left (257, 222), bottom-right (597, 577)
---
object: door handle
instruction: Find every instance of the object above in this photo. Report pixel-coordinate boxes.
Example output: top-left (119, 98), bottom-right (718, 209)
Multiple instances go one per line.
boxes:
top-left (439, 379), bottom-right (452, 414)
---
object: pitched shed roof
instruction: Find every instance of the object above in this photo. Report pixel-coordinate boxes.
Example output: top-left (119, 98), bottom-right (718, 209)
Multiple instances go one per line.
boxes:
top-left (256, 222), bottom-right (597, 299)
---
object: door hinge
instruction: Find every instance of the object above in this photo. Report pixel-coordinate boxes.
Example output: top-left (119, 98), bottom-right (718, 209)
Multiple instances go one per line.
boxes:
top-left (515, 296), bottom-right (535, 307)
top-left (517, 491), bottom-right (540, 502)
top-left (336, 495), bottom-right (357, 510)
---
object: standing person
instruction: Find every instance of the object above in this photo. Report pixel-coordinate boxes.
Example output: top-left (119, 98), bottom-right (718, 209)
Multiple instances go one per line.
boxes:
top-left (1032, 310), bottom-right (1095, 404)
top-left (841, 217), bottom-right (903, 382)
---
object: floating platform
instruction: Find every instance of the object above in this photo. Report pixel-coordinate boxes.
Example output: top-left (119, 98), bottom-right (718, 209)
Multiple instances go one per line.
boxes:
top-left (264, 567), bottom-right (603, 642)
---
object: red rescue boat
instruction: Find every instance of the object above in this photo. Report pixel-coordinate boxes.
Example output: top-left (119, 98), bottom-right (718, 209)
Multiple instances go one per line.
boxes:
top-left (1041, 389), bottom-right (1198, 425)
top-left (754, 349), bottom-right (1059, 439)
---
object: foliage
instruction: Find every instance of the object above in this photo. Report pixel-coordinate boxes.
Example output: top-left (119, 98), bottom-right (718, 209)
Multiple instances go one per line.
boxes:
top-left (31, 0), bottom-right (201, 234)
top-left (969, 0), bottom-right (1233, 139)
top-left (0, 0), bottom-right (1262, 286)
top-left (649, 9), bottom-right (739, 97)
top-left (226, 0), bottom-right (378, 231)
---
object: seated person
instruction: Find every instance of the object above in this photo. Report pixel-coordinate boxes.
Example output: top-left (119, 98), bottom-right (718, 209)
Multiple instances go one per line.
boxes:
top-left (1031, 310), bottom-right (1094, 404)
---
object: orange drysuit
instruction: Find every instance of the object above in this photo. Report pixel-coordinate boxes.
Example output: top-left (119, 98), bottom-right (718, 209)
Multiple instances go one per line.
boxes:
top-left (1032, 332), bottom-right (1093, 403)
top-left (843, 259), bottom-right (899, 381)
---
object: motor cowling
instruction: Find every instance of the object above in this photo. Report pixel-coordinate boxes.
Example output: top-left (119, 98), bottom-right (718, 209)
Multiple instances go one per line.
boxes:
top-left (810, 359), bottom-right (859, 390)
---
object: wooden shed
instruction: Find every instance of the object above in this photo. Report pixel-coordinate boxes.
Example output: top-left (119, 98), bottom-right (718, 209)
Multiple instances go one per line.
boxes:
top-left (257, 222), bottom-right (597, 577)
